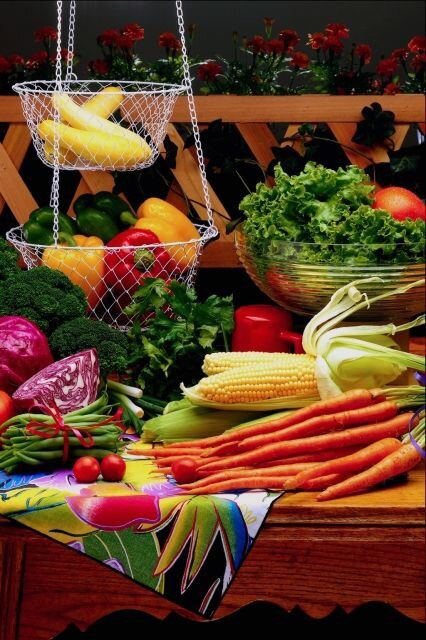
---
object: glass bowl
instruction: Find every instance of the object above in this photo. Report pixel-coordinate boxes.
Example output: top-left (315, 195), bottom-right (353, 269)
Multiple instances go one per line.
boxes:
top-left (235, 230), bottom-right (425, 321)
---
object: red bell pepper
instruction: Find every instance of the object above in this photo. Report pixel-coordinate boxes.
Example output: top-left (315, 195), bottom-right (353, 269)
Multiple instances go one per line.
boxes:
top-left (105, 228), bottom-right (176, 298)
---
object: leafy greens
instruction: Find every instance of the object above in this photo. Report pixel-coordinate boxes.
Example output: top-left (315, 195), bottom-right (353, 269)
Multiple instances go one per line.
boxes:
top-left (239, 162), bottom-right (425, 265)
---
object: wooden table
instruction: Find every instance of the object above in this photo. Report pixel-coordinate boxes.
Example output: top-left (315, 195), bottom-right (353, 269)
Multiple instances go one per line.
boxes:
top-left (0, 464), bottom-right (424, 639)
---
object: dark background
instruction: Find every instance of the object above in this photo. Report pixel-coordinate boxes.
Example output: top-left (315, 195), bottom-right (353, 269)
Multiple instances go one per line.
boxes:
top-left (0, 1), bottom-right (425, 72)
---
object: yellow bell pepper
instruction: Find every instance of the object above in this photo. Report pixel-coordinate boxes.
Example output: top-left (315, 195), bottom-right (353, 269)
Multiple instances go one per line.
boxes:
top-left (134, 200), bottom-right (200, 271)
top-left (42, 235), bottom-right (105, 310)
top-left (136, 198), bottom-right (200, 242)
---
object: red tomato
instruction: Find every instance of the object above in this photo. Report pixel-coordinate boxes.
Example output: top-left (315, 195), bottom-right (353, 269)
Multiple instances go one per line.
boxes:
top-left (73, 456), bottom-right (101, 483)
top-left (100, 454), bottom-right (126, 482)
top-left (373, 186), bottom-right (425, 221)
top-left (0, 390), bottom-right (15, 427)
top-left (171, 458), bottom-right (198, 484)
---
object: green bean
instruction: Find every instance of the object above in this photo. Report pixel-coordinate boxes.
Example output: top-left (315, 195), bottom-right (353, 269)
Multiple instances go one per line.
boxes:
top-left (14, 450), bottom-right (41, 465)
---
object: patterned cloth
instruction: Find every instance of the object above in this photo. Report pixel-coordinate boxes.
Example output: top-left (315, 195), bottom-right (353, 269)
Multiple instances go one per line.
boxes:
top-left (0, 449), bottom-right (282, 617)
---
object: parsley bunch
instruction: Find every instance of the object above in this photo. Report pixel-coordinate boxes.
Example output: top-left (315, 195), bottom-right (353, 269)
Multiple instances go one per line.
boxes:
top-left (124, 278), bottom-right (234, 401)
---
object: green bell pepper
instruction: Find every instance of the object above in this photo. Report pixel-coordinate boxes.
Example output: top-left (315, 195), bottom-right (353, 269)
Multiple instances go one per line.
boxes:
top-left (74, 192), bottom-right (134, 243)
top-left (22, 207), bottom-right (78, 246)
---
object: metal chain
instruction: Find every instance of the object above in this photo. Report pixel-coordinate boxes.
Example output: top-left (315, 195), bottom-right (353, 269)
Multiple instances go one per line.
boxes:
top-left (66, 0), bottom-right (77, 81)
top-left (175, 1), bottom-right (217, 238)
top-left (49, 0), bottom-right (64, 245)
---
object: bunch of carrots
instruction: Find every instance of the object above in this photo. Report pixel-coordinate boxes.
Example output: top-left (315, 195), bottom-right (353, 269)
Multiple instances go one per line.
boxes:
top-left (129, 388), bottom-right (425, 501)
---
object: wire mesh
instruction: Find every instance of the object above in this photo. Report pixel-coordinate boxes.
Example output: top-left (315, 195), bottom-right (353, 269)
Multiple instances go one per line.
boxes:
top-left (6, 223), bottom-right (216, 330)
top-left (12, 80), bottom-right (186, 172)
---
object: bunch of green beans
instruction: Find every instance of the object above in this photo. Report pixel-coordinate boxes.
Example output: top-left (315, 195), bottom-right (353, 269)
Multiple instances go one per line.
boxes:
top-left (0, 395), bottom-right (124, 474)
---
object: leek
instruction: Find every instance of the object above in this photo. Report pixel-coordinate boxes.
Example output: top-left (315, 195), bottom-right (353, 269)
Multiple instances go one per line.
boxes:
top-left (303, 277), bottom-right (425, 399)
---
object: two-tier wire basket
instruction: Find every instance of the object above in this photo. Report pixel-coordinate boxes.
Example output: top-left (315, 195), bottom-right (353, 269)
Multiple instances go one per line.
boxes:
top-left (7, 0), bottom-right (218, 330)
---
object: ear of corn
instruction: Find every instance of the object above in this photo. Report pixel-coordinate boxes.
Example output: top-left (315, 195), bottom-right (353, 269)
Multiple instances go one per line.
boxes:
top-left (202, 351), bottom-right (313, 376)
top-left (182, 354), bottom-right (320, 410)
top-left (38, 120), bottom-right (151, 169)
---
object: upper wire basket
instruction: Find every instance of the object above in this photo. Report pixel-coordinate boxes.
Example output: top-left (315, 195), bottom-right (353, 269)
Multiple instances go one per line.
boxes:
top-left (13, 79), bottom-right (186, 171)
top-left (6, 0), bottom-right (218, 330)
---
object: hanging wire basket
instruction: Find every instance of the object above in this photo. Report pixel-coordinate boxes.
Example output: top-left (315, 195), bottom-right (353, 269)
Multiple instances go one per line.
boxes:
top-left (7, 0), bottom-right (218, 330)
top-left (6, 223), bottom-right (217, 330)
top-left (13, 79), bottom-right (186, 172)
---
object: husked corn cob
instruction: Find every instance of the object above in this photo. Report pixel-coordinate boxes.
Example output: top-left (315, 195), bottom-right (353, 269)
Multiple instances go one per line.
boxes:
top-left (196, 357), bottom-right (318, 404)
top-left (202, 351), bottom-right (313, 376)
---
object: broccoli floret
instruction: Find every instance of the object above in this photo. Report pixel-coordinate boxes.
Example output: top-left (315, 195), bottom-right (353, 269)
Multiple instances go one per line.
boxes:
top-left (0, 266), bottom-right (87, 334)
top-left (0, 238), bottom-right (20, 282)
top-left (49, 317), bottom-right (130, 376)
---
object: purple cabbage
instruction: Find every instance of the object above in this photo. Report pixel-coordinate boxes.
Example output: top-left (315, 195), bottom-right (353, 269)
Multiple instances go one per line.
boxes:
top-left (12, 348), bottom-right (100, 414)
top-left (0, 315), bottom-right (54, 394)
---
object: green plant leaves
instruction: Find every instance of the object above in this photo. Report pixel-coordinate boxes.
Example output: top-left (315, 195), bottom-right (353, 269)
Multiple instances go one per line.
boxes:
top-left (352, 102), bottom-right (396, 147)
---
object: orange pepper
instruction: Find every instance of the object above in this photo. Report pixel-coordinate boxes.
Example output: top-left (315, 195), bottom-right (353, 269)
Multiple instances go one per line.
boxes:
top-left (41, 235), bottom-right (105, 310)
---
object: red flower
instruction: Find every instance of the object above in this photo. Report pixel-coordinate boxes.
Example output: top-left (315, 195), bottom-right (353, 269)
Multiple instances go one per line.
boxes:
top-left (7, 54), bottom-right (25, 66)
top-left (383, 82), bottom-right (400, 94)
top-left (410, 53), bottom-right (426, 73)
top-left (323, 35), bottom-right (344, 55)
top-left (89, 59), bottom-right (109, 76)
top-left (26, 50), bottom-right (49, 68)
top-left (307, 32), bottom-right (326, 50)
top-left (98, 29), bottom-right (120, 47)
top-left (278, 28), bottom-right (300, 52)
top-left (325, 23), bottom-right (350, 39)
top-left (158, 32), bottom-right (181, 51)
top-left (34, 26), bottom-right (57, 43)
top-left (118, 34), bottom-right (135, 50)
top-left (246, 35), bottom-right (267, 54)
top-left (391, 47), bottom-right (409, 60)
top-left (376, 57), bottom-right (398, 76)
top-left (407, 36), bottom-right (426, 53)
top-left (264, 38), bottom-right (285, 55)
top-left (198, 61), bottom-right (222, 82)
top-left (122, 23), bottom-right (145, 42)
top-left (0, 56), bottom-right (11, 73)
top-left (354, 44), bottom-right (372, 64)
top-left (290, 52), bottom-right (310, 69)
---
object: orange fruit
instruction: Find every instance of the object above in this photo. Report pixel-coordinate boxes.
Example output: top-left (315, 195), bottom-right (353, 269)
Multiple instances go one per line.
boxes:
top-left (372, 186), bottom-right (425, 221)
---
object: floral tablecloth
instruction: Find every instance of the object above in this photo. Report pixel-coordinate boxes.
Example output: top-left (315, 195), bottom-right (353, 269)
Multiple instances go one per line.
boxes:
top-left (0, 449), bottom-right (282, 617)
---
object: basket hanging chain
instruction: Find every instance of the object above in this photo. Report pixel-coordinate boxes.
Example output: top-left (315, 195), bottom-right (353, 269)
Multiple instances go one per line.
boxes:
top-left (49, 0), bottom-right (66, 245)
top-left (49, 0), bottom-right (76, 245)
top-left (65, 0), bottom-right (77, 81)
top-left (175, 1), bottom-right (217, 237)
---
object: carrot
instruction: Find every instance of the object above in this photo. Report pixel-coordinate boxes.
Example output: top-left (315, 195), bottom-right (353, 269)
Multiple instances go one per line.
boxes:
top-left (257, 446), bottom-right (364, 466)
top-left (199, 441), bottom-right (240, 458)
top-left (166, 389), bottom-right (382, 450)
top-left (284, 473), bottom-right (348, 491)
top-left (145, 447), bottom-right (205, 458)
top-left (186, 476), bottom-right (287, 494)
top-left (184, 463), bottom-right (317, 488)
top-left (155, 454), bottom-right (202, 467)
top-left (317, 442), bottom-right (423, 501)
top-left (285, 438), bottom-right (403, 489)
top-left (238, 400), bottom-right (399, 452)
top-left (196, 413), bottom-right (413, 475)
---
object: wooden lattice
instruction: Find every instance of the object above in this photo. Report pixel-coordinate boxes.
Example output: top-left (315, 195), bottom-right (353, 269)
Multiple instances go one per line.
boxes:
top-left (0, 94), bottom-right (424, 268)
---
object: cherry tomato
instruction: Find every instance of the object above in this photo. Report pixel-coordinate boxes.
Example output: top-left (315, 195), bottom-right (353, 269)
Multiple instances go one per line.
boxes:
top-left (100, 454), bottom-right (126, 482)
top-left (73, 456), bottom-right (101, 483)
top-left (171, 458), bottom-right (198, 484)
top-left (0, 390), bottom-right (15, 427)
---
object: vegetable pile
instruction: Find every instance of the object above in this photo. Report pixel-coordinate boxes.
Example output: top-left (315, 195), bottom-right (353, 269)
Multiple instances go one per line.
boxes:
top-left (137, 386), bottom-right (425, 500)
top-left (239, 162), bottom-right (425, 265)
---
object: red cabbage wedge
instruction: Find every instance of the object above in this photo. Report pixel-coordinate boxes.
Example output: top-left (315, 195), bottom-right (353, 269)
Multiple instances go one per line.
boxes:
top-left (12, 348), bottom-right (100, 413)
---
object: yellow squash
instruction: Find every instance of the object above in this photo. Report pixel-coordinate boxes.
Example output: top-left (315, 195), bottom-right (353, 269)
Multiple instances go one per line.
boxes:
top-left (38, 120), bottom-right (151, 169)
top-left (42, 235), bottom-right (105, 310)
